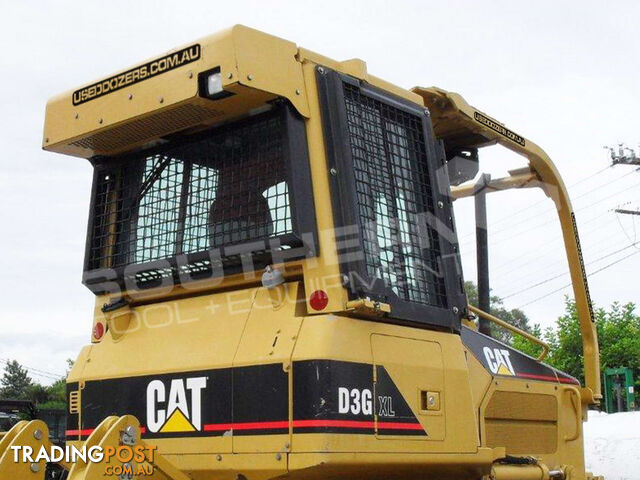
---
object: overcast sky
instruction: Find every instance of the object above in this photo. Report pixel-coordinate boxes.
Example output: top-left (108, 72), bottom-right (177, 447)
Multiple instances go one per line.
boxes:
top-left (0, 0), bottom-right (638, 384)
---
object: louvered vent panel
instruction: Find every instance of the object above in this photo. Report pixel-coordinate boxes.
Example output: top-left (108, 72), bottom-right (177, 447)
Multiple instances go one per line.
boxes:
top-left (70, 103), bottom-right (223, 154)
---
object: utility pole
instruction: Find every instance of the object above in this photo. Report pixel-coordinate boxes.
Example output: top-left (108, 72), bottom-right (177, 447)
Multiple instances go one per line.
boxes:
top-left (607, 143), bottom-right (640, 219)
top-left (474, 173), bottom-right (492, 337)
top-left (605, 143), bottom-right (640, 166)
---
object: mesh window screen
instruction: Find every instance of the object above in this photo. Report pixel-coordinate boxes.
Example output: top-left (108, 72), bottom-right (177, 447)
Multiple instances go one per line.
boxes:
top-left (342, 84), bottom-right (447, 308)
top-left (88, 109), bottom-right (293, 272)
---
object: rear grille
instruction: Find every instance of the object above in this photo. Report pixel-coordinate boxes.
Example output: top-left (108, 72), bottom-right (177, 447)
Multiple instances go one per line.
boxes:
top-left (484, 391), bottom-right (558, 454)
top-left (70, 103), bottom-right (223, 154)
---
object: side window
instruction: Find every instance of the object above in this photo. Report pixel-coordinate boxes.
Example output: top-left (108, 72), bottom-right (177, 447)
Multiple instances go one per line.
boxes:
top-left (343, 83), bottom-right (446, 308)
top-left (318, 69), bottom-right (465, 329)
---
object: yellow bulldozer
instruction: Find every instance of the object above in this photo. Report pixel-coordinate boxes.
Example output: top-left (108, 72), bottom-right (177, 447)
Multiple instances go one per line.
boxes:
top-left (0, 25), bottom-right (602, 480)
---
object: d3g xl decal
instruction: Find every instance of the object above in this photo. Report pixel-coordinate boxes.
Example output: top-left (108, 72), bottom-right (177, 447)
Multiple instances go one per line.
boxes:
top-left (293, 360), bottom-right (427, 436)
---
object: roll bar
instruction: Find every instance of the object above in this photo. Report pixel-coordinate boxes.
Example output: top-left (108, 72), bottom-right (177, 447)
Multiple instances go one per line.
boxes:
top-left (412, 86), bottom-right (601, 405)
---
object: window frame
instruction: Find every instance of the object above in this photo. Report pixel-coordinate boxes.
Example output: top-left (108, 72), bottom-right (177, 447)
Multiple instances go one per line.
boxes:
top-left (82, 102), bottom-right (317, 294)
top-left (317, 67), bottom-right (465, 331)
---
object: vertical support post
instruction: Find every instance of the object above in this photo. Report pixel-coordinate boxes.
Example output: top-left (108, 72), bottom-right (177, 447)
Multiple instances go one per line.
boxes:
top-left (475, 173), bottom-right (492, 336)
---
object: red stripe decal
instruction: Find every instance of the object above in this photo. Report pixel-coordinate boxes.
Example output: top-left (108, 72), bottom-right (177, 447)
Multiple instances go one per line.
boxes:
top-left (204, 421), bottom-right (289, 431)
top-left (293, 419), bottom-right (375, 429)
top-left (69, 420), bottom-right (425, 436)
top-left (377, 421), bottom-right (425, 430)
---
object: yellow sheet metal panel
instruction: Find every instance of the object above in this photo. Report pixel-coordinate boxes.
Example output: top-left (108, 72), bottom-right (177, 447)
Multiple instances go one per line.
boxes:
top-left (290, 315), bottom-right (479, 454)
top-left (371, 335), bottom-right (445, 441)
top-left (43, 25), bottom-right (310, 158)
top-left (299, 61), bottom-right (349, 315)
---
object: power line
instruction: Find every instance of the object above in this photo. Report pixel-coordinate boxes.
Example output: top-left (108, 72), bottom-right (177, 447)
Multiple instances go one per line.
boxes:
top-left (460, 178), bottom-right (640, 251)
top-left (0, 358), bottom-right (65, 380)
top-left (489, 211), bottom-right (632, 285)
top-left (515, 248), bottom-right (640, 309)
top-left (479, 208), bottom-right (620, 275)
top-left (457, 165), bottom-right (614, 241)
top-left (501, 242), bottom-right (639, 300)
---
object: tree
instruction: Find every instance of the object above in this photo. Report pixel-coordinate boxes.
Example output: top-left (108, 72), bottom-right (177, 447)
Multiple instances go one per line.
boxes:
top-left (1, 360), bottom-right (32, 399)
top-left (26, 383), bottom-right (50, 404)
top-left (464, 281), bottom-right (537, 343)
top-left (512, 323), bottom-right (544, 359)
top-left (543, 298), bottom-right (640, 389)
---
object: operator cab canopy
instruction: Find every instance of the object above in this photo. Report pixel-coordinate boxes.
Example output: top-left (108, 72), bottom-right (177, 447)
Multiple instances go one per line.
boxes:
top-left (43, 25), bottom-right (468, 332)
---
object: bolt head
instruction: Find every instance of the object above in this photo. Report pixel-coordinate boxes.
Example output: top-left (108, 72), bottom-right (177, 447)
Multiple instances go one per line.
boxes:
top-left (275, 452), bottom-right (282, 461)
top-left (247, 74), bottom-right (253, 81)
top-left (424, 107), bottom-right (431, 116)
top-left (33, 429), bottom-right (43, 440)
top-left (295, 89), bottom-right (301, 95)
top-left (158, 97), bottom-right (164, 104)
top-left (30, 463), bottom-right (40, 473)
top-left (216, 454), bottom-right (222, 461)
top-left (330, 167), bottom-right (338, 176)
top-left (437, 200), bottom-right (444, 209)
top-left (453, 306), bottom-right (459, 314)
top-left (317, 66), bottom-right (326, 74)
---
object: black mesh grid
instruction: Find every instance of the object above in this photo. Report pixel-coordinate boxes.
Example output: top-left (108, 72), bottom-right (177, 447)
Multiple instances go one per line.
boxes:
top-left (343, 83), bottom-right (447, 308)
top-left (88, 109), bottom-right (293, 273)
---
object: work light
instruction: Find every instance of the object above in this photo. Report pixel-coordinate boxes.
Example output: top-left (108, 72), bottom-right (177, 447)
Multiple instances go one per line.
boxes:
top-left (199, 67), bottom-right (233, 100)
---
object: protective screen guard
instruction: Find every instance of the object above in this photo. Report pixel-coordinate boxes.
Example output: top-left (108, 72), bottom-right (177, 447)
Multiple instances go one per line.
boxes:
top-left (318, 69), bottom-right (466, 331)
top-left (82, 102), bottom-right (317, 294)
top-left (412, 86), bottom-right (601, 405)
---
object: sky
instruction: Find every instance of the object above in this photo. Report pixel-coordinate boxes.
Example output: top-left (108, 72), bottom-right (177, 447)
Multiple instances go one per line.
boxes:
top-left (0, 0), bottom-right (638, 384)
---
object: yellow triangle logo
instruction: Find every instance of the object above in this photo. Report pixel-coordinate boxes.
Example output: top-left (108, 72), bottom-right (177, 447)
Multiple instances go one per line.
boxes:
top-left (497, 363), bottom-right (514, 376)
top-left (159, 408), bottom-right (196, 433)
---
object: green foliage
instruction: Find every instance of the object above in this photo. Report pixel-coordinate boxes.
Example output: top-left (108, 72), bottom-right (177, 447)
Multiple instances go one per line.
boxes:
top-left (465, 281), bottom-right (640, 393)
top-left (1, 359), bottom-right (73, 411)
top-left (464, 281), bottom-right (536, 342)
top-left (47, 378), bottom-right (67, 405)
top-left (512, 323), bottom-right (544, 359)
top-left (544, 298), bottom-right (640, 388)
top-left (1, 360), bottom-right (32, 399)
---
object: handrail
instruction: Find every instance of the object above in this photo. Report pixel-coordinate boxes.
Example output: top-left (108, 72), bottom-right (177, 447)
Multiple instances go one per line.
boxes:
top-left (468, 304), bottom-right (550, 362)
top-left (412, 86), bottom-right (601, 405)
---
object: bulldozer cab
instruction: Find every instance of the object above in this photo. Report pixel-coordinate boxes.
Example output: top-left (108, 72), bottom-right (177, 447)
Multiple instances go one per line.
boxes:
top-left (0, 25), bottom-right (602, 480)
top-left (79, 65), bottom-right (465, 332)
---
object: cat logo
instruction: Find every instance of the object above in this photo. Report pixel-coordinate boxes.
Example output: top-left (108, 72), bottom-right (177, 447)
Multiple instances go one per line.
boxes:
top-left (146, 377), bottom-right (207, 433)
top-left (483, 347), bottom-right (516, 376)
